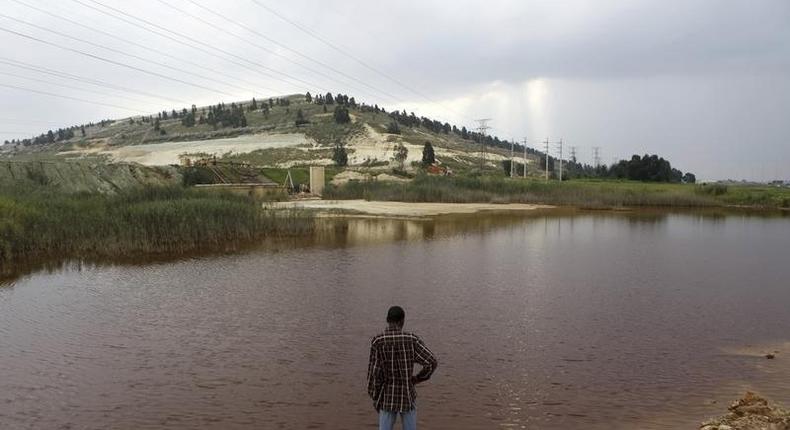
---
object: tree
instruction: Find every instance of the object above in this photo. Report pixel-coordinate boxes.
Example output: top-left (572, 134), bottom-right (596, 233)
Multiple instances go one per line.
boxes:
top-left (305, 92), bottom-right (312, 102)
top-left (392, 142), bottom-right (408, 171)
top-left (683, 172), bottom-right (696, 184)
top-left (181, 111), bottom-right (196, 127)
top-left (80, 126), bottom-right (86, 137)
top-left (386, 121), bottom-right (401, 134)
top-left (250, 98), bottom-right (258, 111)
top-left (333, 105), bottom-right (350, 124)
top-left (421, 141), bottom-right (435, 166)
top-left (325, 92), bottom-right (334, 105)
top-left (332, 142), bottom-right (348, 166)
top-left (295, 108), bottom-right (309, 126)
top-left (240, 114), bottom-right (248, 127)
top-left (154, 118), bottom-right (161, 131)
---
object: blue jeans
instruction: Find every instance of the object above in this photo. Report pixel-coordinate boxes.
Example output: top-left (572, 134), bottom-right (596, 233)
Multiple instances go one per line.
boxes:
top-left (378, 407), bottom-right (416, 430)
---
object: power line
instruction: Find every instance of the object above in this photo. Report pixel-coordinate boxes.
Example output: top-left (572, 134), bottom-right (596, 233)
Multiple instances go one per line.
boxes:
top-left (250, 0), bottom-right (471, 123)
top-left (68, 0), bottom-right (292, 95)
top-left (75, 0), bottom-right (316, 95)
top-left (0, 27), bottom-right (237, 98)
top-left (9, 0), bottom-right (272, 96)
top-left (0, 13), bottom-right (250, 96)
top-left (186, 0), bottom-right (402, 104)
top-left (0, 83), bottom-right (149, 113)
top-left (0, 57), bottom-right (186, 104)
top-left (0, 117), bottom-right (69, 126)
top-left (152, 0), bottom-right (334, 94)
top-left (0, 70), bottom-right (163, 108)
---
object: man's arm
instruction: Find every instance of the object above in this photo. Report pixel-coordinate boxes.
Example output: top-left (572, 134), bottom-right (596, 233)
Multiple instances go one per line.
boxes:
top-left (366, 341), bottom-right (383, 401)
top-left (412, 335), bottom-right (438, 384)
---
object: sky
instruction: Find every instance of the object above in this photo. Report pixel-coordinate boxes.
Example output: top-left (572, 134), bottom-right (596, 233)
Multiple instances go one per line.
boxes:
top-left (1, 0), bottom-right (788, 181)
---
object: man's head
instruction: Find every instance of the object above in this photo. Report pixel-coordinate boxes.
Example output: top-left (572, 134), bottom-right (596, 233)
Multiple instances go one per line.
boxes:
top-left (386, 306), bottom-right (405, 327)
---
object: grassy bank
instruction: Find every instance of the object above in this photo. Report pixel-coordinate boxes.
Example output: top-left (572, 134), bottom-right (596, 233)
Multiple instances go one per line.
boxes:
top-left (324, 175), bottom-right (790, 209)
top-left (0, 185), bottom-right (313, 268)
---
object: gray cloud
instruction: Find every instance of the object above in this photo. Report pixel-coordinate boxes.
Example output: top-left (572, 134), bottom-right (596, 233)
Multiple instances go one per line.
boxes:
top-left (1, 0), bottom-right (788, 180)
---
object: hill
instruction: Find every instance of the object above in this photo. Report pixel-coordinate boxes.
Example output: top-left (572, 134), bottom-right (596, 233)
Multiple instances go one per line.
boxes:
top-left (1, 93), bottom-right (541, 179)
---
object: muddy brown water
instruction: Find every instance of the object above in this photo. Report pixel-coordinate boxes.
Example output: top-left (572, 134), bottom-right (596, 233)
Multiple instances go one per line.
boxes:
top-left (1, 210), bottom-right (789, 429)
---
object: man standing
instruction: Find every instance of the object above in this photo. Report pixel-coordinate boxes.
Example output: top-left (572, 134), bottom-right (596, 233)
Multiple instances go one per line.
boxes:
top-left (367, 306), bottom-right (438, 430)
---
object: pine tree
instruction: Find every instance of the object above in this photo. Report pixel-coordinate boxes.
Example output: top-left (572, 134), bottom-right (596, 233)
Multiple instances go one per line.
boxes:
top-left (295, 109), bottom-right (309, 126)
top-left (421, 141), bottom-right (435, 166)
top-left (305, 92), bottom-right (312, 102)
top-left (332, 142), bottom-right (348, 166)
top-left (333, 105), bottom-right (350, 124)
top-left (250, 98), bottom-right (258, 111)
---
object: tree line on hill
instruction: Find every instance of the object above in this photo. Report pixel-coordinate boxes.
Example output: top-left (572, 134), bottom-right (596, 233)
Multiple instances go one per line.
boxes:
top-left (4, 120), bottom-right (113, 146)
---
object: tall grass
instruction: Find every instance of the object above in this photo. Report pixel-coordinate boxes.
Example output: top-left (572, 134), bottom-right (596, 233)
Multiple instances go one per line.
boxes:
top-left (0, 185), bottom-right (313, 267)
top-left (324, 175), bottom-right (722, 208)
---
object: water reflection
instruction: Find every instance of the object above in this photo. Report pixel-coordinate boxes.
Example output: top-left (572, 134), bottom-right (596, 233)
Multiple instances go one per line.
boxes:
top-left (1, 209), bottom-right (789, 429)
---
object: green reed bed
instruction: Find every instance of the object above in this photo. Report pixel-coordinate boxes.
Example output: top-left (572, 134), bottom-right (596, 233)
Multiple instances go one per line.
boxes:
top-left (323, 174), bottom-right (778, 208)
top-left (0, 185), bottom-right (313, 266)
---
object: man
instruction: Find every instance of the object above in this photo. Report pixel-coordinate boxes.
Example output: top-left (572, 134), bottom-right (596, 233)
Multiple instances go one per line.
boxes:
top-left (367, 306), bottom-right (438, 430)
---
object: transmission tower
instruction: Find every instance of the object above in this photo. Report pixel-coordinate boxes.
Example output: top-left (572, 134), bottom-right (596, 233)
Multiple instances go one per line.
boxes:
top-left (569, 146), bottom-right (577, 163)
top-left (592, 146), bottom-right (601, 168)
top-left (475, 118), bottom-right (491, 171)
top-left (544, 137), bottom-right (550, 181)
top-left (555, 138), bottom-right (564, 182)
top-left (510, 138), bottom-right (515, 177)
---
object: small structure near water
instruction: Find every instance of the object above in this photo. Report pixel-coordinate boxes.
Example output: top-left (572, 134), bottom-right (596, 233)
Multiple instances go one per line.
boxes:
top-left (310, 166), bottom-right (325, 196)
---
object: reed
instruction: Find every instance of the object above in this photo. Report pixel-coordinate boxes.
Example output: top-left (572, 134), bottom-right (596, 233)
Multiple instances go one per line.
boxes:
top-left (324, 175), bottom-right (729, 208)
top-left (0, 185), bottom-right (313, 266)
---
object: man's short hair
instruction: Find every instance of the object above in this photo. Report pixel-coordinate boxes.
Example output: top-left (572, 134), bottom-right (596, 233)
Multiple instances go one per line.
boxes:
top-left (386, 306), bottom-right (405, 324)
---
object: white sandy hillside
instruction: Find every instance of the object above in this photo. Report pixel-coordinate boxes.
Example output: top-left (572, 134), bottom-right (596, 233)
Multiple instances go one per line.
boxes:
top-left (62, 133), bottom-right (314, 166)
top-left (346, 124), bottom-right (514, 168)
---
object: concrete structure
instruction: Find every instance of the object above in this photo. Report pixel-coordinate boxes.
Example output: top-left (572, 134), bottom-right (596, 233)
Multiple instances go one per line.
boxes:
top-left (310, 166), bottom-right (325, 196)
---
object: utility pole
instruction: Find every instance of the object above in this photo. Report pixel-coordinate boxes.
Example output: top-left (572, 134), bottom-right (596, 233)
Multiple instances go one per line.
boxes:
top-left (510, 138), bottom-right (515, 177)
top-left (522, 137), bottom-right (528, 178)
top-left (544, 137), bottom-right (550, 181)
top-left (592, 146), bottom-right (601, 168)
top-left (555, 138), bottom-right (563, 182)
top-left (475, 118), bottom-right (491, 172)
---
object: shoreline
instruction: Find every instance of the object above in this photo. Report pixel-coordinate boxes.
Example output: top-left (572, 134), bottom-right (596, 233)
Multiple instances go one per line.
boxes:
top-left (268, 199), bottom-right (788, 220)
top-left (267, 199), bottom-right (555, 219)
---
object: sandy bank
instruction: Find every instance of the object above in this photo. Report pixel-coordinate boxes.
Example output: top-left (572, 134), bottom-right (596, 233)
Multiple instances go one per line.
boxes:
top-left (267, 199), bottom-right (553, 218)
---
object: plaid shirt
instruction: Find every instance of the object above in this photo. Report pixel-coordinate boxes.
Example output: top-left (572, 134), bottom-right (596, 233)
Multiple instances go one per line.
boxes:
top-left (367, 326), bottom-right (438, 412)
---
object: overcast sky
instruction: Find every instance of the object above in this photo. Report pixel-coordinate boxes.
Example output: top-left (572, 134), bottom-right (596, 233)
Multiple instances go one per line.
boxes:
top-left (1, 0), bottom-right (788, 180)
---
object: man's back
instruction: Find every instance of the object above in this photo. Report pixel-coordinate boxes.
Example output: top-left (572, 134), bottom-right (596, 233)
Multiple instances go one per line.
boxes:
top-left (367, 326), bottom-right (438, 413)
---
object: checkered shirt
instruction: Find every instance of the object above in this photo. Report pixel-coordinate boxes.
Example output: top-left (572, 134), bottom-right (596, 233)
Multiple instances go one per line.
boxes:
top-left (367, 326), bottom-right (438, 412)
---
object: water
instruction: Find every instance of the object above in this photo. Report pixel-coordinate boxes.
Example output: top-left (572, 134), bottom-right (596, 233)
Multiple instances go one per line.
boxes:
top-left (1, 210), bottom-right (789, 429)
